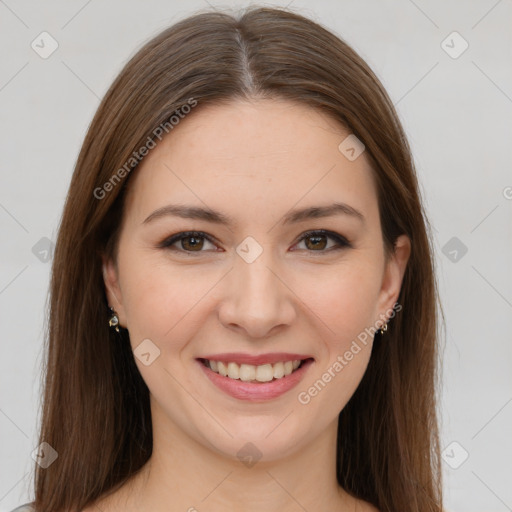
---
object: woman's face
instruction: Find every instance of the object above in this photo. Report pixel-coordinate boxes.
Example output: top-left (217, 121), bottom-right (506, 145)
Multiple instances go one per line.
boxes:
top-left (103, 98), bottom-right (410, 462)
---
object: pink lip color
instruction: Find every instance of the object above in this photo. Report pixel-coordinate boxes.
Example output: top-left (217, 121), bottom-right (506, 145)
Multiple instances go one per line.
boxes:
top-left (196, 358), bottom-right (314, 402)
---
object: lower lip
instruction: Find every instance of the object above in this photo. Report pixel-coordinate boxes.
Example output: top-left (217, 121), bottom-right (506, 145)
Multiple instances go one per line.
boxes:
top-left (197, 358), bottom-right (314, 402)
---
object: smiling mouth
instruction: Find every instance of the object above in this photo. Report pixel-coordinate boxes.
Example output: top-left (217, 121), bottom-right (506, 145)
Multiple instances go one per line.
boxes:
top-left (198, 357), bottom-right (313, 383)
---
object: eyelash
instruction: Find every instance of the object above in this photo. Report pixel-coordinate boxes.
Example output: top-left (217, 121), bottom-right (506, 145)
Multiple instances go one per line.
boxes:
top-left (158, 229), bottom-right (352, 255)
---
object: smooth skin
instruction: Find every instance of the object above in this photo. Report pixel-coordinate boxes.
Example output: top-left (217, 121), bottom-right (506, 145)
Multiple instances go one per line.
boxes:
top-left (94, 98), bottom-right (410, 512)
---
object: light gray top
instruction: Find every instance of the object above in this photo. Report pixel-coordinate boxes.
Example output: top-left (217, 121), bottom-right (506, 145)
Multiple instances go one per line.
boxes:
top-left (9, 504), bottom-right (35, 512)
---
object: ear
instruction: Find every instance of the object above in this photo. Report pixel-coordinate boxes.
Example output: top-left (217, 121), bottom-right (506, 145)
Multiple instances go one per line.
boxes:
top-left (102, 254), bottom-right (127, 327)
top-left (375, 234), bottom-right (411, 326)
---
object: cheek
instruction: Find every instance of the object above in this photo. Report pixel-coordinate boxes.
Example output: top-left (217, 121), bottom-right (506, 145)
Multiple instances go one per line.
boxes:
top-left (118, 248), bottom-right (222, 342)
top-left (293, 259), bottom-right (381, 406)
top-left (118, 241), bottom-right (382, 354)
top-left (297, 267), bottom-right (378, 413)
top-left (298, 260), bottom-right (382, 342)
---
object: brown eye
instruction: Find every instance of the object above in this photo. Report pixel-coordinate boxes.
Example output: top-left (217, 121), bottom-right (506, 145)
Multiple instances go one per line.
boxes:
top-left (304, 234), bottom-right (328, 250)
top-left (294, 230), bottom-right (351, 252)
top-left (159, 231), bottom-right (218, 253)
top-left (180, 235), bottom-right (205, 251)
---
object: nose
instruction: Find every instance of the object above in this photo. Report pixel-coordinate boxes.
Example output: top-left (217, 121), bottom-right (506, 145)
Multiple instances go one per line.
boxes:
top-left (217, 248), bottom-right (297, 339)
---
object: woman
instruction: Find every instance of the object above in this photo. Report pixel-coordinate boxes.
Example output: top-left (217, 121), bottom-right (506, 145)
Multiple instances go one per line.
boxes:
top-left (16, 5), bottom-right (443, 512)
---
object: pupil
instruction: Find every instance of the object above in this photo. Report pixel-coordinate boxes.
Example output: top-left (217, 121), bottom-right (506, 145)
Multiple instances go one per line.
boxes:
top-left (307, 235), bottom-right (326, 250)
top-left (184, 236), bottom-right (203, 250)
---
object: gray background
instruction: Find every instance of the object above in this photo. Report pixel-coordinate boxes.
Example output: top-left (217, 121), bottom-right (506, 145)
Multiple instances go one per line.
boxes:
top-left (1, 1), bottom-right (511, 511)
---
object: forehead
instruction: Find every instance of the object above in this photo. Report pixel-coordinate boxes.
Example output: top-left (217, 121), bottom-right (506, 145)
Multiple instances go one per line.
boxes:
top-left (124, 98), bottom-right (379, 228)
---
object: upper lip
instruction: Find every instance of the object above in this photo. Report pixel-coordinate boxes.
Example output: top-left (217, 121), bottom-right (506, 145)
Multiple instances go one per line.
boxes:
top-left (198, 352), bottom-right (314, 366)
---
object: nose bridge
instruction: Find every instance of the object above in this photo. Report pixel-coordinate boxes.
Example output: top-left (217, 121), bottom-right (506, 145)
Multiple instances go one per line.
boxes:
top-left (235, 243), bottom-right (282, 307)
top-left (240, 249), bottom-right (276, 294)
top-left (218, 241), bottom-right (295, 336)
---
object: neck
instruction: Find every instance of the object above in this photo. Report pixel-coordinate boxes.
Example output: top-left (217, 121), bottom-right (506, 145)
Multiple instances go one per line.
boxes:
top-left (101, 398), bottom-right (356, 512)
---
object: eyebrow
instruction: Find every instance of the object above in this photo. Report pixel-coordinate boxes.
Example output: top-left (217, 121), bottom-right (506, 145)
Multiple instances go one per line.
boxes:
top-left (142, 202), bottom-right (365, 227)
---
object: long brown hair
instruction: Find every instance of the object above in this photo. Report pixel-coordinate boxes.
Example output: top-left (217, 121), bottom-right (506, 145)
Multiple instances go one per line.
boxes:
top-left (32, 6), bottom-right (444, 511)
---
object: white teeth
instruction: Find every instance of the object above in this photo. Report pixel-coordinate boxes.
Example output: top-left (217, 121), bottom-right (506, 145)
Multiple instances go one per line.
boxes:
top-left (273, 361), bottom-right (285, 379)
top-left (239, 364), bottom-right (256, 382)
top-left (227, 362), bottom-right (239, 379)
top-left (204, 358), bottom-right (304, 382)
top-left (217, 361), bottom-right (228, 377)
top-left (256, 364), bottom-right (274, 382)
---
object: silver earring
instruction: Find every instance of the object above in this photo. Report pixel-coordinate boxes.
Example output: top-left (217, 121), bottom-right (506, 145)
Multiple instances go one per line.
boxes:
top-left (108, 306), bottom-right (120, 332)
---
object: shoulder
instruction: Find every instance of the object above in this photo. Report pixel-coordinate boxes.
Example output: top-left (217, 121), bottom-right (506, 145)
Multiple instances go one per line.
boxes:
top-left (9, 504), bottom-right (35, 512)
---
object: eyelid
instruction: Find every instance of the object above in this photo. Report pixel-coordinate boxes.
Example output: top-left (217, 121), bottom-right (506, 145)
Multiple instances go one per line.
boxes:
top-left (158, 229), bottom-right (352, 253)
top-left (157, 230), bottom-right (220, 251)
top-left (293, 229), bottom-right (351, 250)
